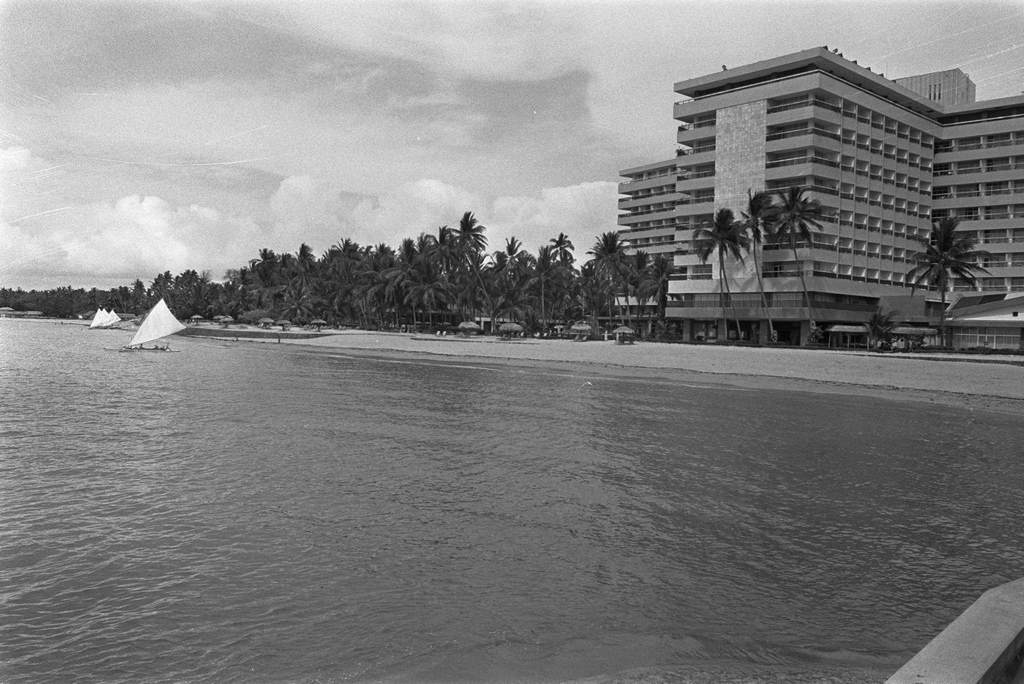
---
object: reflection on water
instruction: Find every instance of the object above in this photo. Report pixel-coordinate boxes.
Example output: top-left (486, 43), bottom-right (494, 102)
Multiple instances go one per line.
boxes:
top-left (2, 320), bottom-right (1022, 682)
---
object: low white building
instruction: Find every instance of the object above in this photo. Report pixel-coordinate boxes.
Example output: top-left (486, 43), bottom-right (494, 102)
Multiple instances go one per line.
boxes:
top-left (945, 294), bottom-right (1024, 350)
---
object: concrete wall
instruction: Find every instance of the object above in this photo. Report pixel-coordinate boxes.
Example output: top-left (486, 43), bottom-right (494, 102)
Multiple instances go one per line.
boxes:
top-left (713, 100), bottom-right (766, 285)
top-left (887, 578), bottom-right (1024, 684)
top-left (895, 68), bottom-right (976, 106)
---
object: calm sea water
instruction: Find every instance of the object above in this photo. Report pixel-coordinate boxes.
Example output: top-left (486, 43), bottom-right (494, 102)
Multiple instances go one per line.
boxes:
top-left (2, 319), bottom-right (1023, 683)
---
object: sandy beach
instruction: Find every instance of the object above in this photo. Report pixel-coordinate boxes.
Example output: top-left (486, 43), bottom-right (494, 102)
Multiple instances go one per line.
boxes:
top-left (256, 329), bottom-right (1024, 416)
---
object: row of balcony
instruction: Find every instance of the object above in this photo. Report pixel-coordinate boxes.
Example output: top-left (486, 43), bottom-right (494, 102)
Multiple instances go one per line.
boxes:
top-left (765, 95), bottom-right (935, 143)
top-left (933, 186), bottom-right (1024, 200)
top-left (935, 133), bottom-right (1024, 153)
top-left (934, 159), bottom-right (1024, 176)
top-left (935, 206), bottom-right (1024, 220)
top-left (765, 126), bottom-right (933, 167)
top-left (668, 290), bottom-right (889, 311)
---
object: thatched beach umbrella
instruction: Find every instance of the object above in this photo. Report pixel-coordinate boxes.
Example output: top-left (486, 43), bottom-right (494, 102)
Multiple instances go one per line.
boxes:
top-left (275, 319), bottom-right (292, 330)
top-left (258, 317), bottom-right (275, 328)
top-left (458, 321), bottom-right (481, 332)
top-left (498, 322), bottom-right (523, 334)
top-left (570, 321), bottom-right (592, 341)
top-left (218, 315), bottom-right (234, 327)
top-left (613, 325), bottom-right (635, 345)
top-left (310, 318), bottom-right (328, 330)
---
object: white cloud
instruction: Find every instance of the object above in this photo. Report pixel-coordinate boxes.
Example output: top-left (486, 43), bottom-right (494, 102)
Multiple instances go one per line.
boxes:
top-left (0, 193), bottom-right (265, 288)
top-left (1, 161), bottom-right (623, 290)
top-left (489, 181), bottom-right (620, 254)
top-left (333, 178), bottom-right (619, 257)
top-left (345, 178), bottom-right (483, 247)
top-left (292, 4), bottom-right (584, 82)
top-left (0, 146), bottom-right (32, 172)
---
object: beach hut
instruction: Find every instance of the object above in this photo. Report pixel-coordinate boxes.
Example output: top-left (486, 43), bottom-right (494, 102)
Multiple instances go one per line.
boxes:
top-left (612, 325), bottom-right (635, 345)
top-left (570, 321), bottom-right (592, 341)
top-left (890, 326), bottom-right (937, 351)
top-left (258, 317), bottom-right (275, 329)
top-left (310, 318), bottom-right (328, 331)
top-left (827, 324), bottom-right (869, 349)
top-left (498, 322), bottom-right (523, 338)
top-left (275, 319), bottom-right (292, 331)
top-left (188, 315), bottom-right (203, 325)
top-left (218, 315), bottom-right (234, 327)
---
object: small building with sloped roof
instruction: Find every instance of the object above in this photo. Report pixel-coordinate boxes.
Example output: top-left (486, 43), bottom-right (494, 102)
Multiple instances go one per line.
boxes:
top-left (945, 294), bottom-right (1024, 350)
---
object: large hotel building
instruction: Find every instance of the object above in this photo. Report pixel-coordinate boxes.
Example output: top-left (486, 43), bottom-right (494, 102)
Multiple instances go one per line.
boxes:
top-left (618, 47), bottom-right (1024, 345)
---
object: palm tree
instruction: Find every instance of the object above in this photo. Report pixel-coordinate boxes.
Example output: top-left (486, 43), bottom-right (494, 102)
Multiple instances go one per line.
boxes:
top-left (528, 245), bottom-right (559, 333)
top-left (588, 232), bottom-right (627, 328)
top-left (693, 208), bottom-right (749, 340)
top-left (771, 186), bottom-right (823, 340)
top-left (639, 254), bottom-right (673, 335)
top-left (384, 237), bottom-right (419, 328)
top-left (550, 233), bottom-right (575, 267)
top-left (577, 261), bottom-right (608, 338)
top-left (866, 308), bottom-right (895, 351)
top-left (626, 250), bottom-right (650, 335)
top-left (906, 217), bottom-right (991, 346)
top-left (741, 189), bottom-right (778, 342)
top-left (452, 212), bottom-right (495, 325)
top-left (281, 278), bottom-right (315, 323)
top-left (456, 211), bottom-right (488, 255)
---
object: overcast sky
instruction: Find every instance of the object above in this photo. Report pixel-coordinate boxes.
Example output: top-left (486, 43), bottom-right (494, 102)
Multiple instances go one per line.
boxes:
top-left (2, 0), bottom-right (1022, 289)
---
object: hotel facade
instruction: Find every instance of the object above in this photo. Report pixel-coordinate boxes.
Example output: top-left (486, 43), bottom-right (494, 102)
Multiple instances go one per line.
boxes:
top-left (618, 47), bottom-right (1024, 346)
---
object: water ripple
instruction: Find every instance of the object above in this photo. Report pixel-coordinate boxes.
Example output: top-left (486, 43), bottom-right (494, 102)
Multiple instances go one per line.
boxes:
top-left (2, 322), bottom-right (1023, 681)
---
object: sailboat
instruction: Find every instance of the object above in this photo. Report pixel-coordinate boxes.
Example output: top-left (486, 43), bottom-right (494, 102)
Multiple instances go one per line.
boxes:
top-left (121, 299), bottom-right (186, 351)
top-left (88, 308), bottom-right (122, 329)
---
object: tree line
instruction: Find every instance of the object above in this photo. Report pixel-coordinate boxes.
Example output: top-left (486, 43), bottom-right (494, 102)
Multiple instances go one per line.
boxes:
top-left (1, 212), bottom-right (675, 337)
top-left (2, 187), bottom-right (990, 342)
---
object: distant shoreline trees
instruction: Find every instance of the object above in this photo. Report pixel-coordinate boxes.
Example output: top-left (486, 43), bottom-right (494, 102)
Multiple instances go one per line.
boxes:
top-left (1, 188), bottom-right (973, 342)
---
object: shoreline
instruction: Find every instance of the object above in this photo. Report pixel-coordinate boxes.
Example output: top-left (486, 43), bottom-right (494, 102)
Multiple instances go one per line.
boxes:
top-left (14, 318), bottom-right (1022, 415)
top-left (265, 330), bottom-right (1024, 417)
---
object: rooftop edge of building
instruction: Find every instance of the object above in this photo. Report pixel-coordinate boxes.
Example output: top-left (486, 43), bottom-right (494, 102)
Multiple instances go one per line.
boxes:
top-left (674, 46), bottom-right (1024, 118)
top-left (620, 157), bottom-right (677, 177)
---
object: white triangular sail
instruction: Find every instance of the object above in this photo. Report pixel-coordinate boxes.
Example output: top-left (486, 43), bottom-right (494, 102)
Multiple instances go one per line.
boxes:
top-left (105, 311), bottom-right (122, 327)
top-left (88, 309), bottom-right (108, 329)
top-left (127, 299), bottom-right (186, 348)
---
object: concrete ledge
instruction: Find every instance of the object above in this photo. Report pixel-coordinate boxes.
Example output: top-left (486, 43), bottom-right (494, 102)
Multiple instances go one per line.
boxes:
top-left (887, 578), bottom-right (1024, 684)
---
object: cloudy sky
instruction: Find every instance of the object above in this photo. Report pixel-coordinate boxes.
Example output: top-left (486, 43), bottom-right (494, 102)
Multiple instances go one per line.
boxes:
top-left (2, 0), bottom-right (1022, 289)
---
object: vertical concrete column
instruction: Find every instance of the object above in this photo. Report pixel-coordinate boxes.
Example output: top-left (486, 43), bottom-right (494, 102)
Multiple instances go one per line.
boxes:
top-left (713, 101), bottom-right (767, 291)
top-left (799, 320), bottom-right (811, 346)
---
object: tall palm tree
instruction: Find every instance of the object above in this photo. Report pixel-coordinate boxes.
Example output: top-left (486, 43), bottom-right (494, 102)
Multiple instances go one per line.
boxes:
top-left (454, 211), bottom-right (493, 324)
top-left (693, 208), bottom-right (749, 340)
top-left (627, 250), bottom-right (650, 334)
top-left (906, 217), bottom-right (991, 346)
top-left (741, 189), bottom-right (778, 342)
top-left (771, 186), bottom-right (823, 338)
top-left (639, 254), bottom-right (673, 334)
top-left (384, 237), bottom-right (419, 328)
top-left (528, 245), bottom-right (558, 332)
top-left (588, 232), bottom-right (627, 327)
top-left (577, 261), bottom-right (608, 338)
top-left (550, 233), bottom-right (575, 268)
top-left (456, 211), bottom-right (488, 255)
